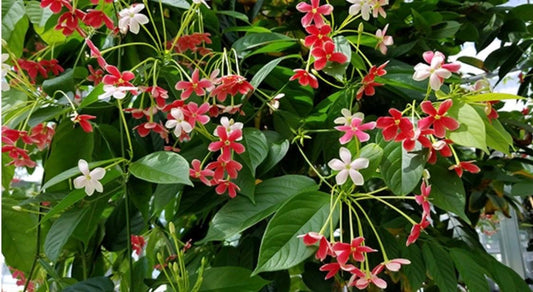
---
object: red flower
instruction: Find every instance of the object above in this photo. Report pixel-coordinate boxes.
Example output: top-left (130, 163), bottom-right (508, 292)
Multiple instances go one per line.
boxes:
top-left (189, 159), bottom-right (214, 186)
top-left (398, 128), bottom-right (432, 152)
top-left (123, 107), bottom-right (147, 119)
top-left (184, 102), bottom-right (210, 126)
top-left (17, 59), bottom-right (47, 81)
top-left (29, 124), bottom-right (55, 150)
top-left (214, 179), bottom-right (240, 198)
top-left (207, 156), bottom-right (243, 180)
top-left (41, 0), bottom-right (71, 13)
top-left (289, 69), bottom-right (319, 88)
top-left (210, 75), bottom-right (253, 102)
top-left (427, 139), bottom-right (452, 164)
top-left (418, 100), bottom-right (459, 138)
top-left (39, 59), bottom-right (64, 76)
top-left (298, 232), bottom-right (332, 260)
top-left (131, 235), bottom-right (145, 255)
top-left (296, 0), bottom-right (333, 28)
top-left (2, 146), bottom-right (36, 168)
top-left (145, 86), bottom-right (168, 108)
top-left (406, 220), bottom-right (430, 246)
top-left (172, 33), bottom-right (212, 53)
top-left (485, 100), bottom-right (499, 121)
top-left (304, 25), bottom-right (332, 48)
top-left (175, 69), bottom-right (213, 99)
top-left (311, 41), bottom-right (347, 71)
top-left (87, 65), bottom-right (104, 85)
top-left (376, 108), bottom-right (413, 141)
top-left (56, 10), bottom-right (85, 36)
top-left (332, 237), bottom-right (376, 265)
top-left (83, 9), bottom-right (114, 30)
top-left (86, 39), bottom-right (107, 68)
top-left (356, 62), bottom-right (388, 100)
top-left (319, 262), bottom-right (358, 280)
top-left (102, 65), bottom-right (135, 87)
top-left (208, 126), bottom-right (245, 161)
top-left (449, 160), bottom-right (481, 177)
top-left (71, 114), bottom-right (96, 133)
top-left (133, 122), bottom-right (168, 140)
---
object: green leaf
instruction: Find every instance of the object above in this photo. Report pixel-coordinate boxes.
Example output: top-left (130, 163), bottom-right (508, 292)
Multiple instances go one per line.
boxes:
top-left (232, 33), bottom-right (291, 54)
top-left (358, 143), bottom-right (383, 179)
top-left (400, 244), bottom-right (425, 291)
top-left (457, 56), bottom-right (486, 71)
top-left (40, 167), bottom-right (122, 224)
top-left (322, 36), bottom-right (351, 82)
top-left (448, 100), bottom-right (487, 152)
top-left (245, 42), bottom-right (297, 58)
top-left (216, 10), bottom-right (250, 23)
top-left (250, 54), bottom-right (300, 88)
top-left (2, 197), bottom-right (37, 273)
top-left (62, 277), bottom-right (115, 292)
top-left (472, 106), bottom-right (512, 154)
top-left (253, 191), bottom-right (335, 274)
top-left (449, 248), bottom-right (489, 291)
top-left (42, 158), bottom-right (119, 190)
top-left (25, 1), bottom-right (52, 26)
top-left (202, 175), bottom-right (317, 242)
top-left (153, 0), bottom-right (190, 9)
top-left (42, 67), bottom-right (88, 97)
top-left (78, 83), bottom-right (104, 109)
top-left (257, 131), bottom-right (290, 176)
top-left (380, 140), bottom-right (426, 195)
top-left (44, 207), bottom-right (89, 261)
top-left (463, 92), bottom-right (523, 102)
top-left (27, 106), bottom-right (69, 127)
top-left (2, 0), bottom-right (25, 39)
top-left (199, 267), bottom-right (269, 292)
top-left (2, 153), bottom-right (15, 190)
top-left (223, 26), bottom-right (271, 33)
top-left (129, 151), bottom-right (192, 185)
top-left (511, 182), bottom-right (533, 196)
top-left (151, 184), bottom-right (181, 216)
top-left (476, 250), bottom-right (531, 291)
top-left (427, 162), bottom-right (470, 223)
top-left (422, 241), bottom-right (457, 292)
top-left (429, 21), bottom-right (461, 39)
top-left (240, 128), bottom-right (268, 174)
top-left (511, 4), bottom-right (533, 21)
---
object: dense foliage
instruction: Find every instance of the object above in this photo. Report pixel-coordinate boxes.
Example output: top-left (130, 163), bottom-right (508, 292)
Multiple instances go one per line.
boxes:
top-left (2, 0), bottom-right (533, 291)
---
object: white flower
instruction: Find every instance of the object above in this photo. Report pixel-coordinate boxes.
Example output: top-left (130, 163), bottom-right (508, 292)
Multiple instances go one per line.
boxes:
top-left (334, 109), bottom-right (364, 126)
top-left (269, 93), bottom-right (284, 113)
top-left (193, 0), bottom-right (210, 8)
top-left (73, 159), bottom-right (106, 196)
top-left (118, 4), bottom-right (149, 34)
top-left (217, 116), bottom-right (243, 136)
top-left (2, 53), bottom-right (10, 91)
top-left (165, 108), bottom-right (193, 136)
top-left (99, 85), bottom-right (138, 101)
top-left (328, 147), bottom-right (369, 185)
top-left (347, 0), bottom-right (372, 20)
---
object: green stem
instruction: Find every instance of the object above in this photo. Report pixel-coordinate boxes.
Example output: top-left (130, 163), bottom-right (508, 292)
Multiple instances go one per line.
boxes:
top-left (352, 199), bottom-right (388, 261)
top-left (296, 144), bottom-right (333, 189)
top-left (357, 193), bottom-right (418, 225)
top-left (116, 101), bottom-right (134, 161)
top-left (100, 42), bottom-right (158, 54)
top-left (124, 181), bottom-right (134, 291)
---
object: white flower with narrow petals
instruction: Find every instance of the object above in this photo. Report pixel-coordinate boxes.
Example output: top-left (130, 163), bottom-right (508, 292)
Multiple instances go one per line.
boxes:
top-left (99, 85), bottom-right (138, 101)
top-left (347, 0), bottom-right (372, 20)
top-left (73, 159), bottom-right (106, 196)
top-left (165, 108), bottom-right (193, 136)
top-left (118, 4), bottom-right (149, 34)
top-left (328, 147), bottom-right (369, 185)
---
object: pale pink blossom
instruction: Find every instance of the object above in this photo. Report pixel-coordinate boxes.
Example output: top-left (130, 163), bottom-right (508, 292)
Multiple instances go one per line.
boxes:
top-left (118, 4), bottom-right (149, 34)
top-left (375, 24), bottom-right (393, 55)
top-left (328, 147), bottom-right (368, 185)
top-left (413, 51), bottom-right (461, 91)
top-left (73, 159), bottom-right (106, 196)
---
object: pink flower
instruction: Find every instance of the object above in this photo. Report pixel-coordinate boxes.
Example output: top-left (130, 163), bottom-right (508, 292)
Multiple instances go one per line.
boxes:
top-left (427, 139), bottom-right (452, 164)
top-left (376, 108), bottom-right (413, 141)
top-left (298, 232), bottom-right (332, 260)
top-left (319, 262), bottom-right (358, 279)
top-left (289, 69), bottom-right (319, 88)
top-left (210, 75), bottom-right (253, 102)
top-left (184, 102), bottom-right (210, 125)
top-left (334, 115), bottom-right (376, 144)
top-left (375, 24), bottom-right (393, 55)
top-left (86, 39), bottom-right (107, 68)
top-left (399, 128), bottom-right (432, 152)
top-left (175, 69), bottom-right (213, 99)
top-left (189, 159), bottom-right (214, 186)
top-left (311, 41), bottom-right (347, 71)
top-left (383, 258), bottom-right (411, 272)
top-left (133, 122), bottom-right (168, 140)
top-left (296, 0), bottom-right (333, 28)
top-left (103, 65), bottom-right (135, 87)
top-left (304, 25), bottom-right (332, 48)
top-left (415, 181), bottom-right (431, 216)
top-left (418, 100), bottom-right (459, 138)
top-left (449, 160), bottom-right (481, 177)
top-left (413, 51), bottom-right (460, 90)
top-left (332, 237), bottom-right (376, 265)
top-left (356, 62), bottom-right (388, 100)
top-left (207, 156), bottom-right (243, 180)
top-left (328, 147), bottom-right (369, 186)
top-left (353, 267), bottom-right (388, 290)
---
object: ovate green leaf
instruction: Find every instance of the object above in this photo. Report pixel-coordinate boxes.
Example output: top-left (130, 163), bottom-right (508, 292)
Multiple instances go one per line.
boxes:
top-left (448, 100), bottom-right (487, 152)
top-left (380, 140), bottom-right (426, 195)
top-left (129, 151), bottom-right (192, 185)
top-left (199, 267), bottom-right (269, 292)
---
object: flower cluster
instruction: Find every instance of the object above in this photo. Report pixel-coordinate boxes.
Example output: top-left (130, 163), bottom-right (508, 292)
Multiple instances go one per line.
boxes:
top-left (131, 235), bottom-right (146, 255)
top-left (15, 59), bottom-right (64, 83)
top-left (299, 232), bottom-right (410, 290)
top-left (2, 124), bottom-right (55, 168)
top-left (9, 267), bottom-right (35, 292)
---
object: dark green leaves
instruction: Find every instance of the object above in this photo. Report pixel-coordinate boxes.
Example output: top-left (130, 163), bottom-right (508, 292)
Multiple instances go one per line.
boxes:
top-left (45, 207), bottom-right (88, 261)
top-left (254, 191), bottom-right (334, 274)
top-left (62, 277), bottom-right (115, 292)
top-left (422, 241), bottom-right (457, 292)
top-left (202, 175), bottom-right (317, 242)
top-left (447, 100), bottom-right (487, 152)
top-left (240, 128), bottom-right (268, 174)
top-left (129, 151), bottom-right (192, 185)
top-left (199, 267), bottom-right (269, 292)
